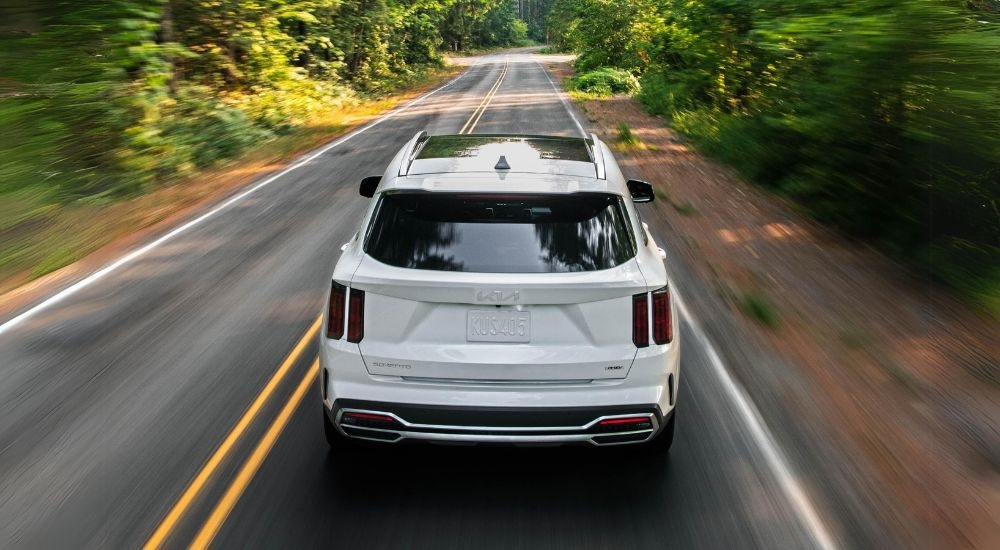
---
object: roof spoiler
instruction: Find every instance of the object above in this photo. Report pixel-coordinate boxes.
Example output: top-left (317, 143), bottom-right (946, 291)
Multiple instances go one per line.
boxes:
top-left (397, 131), bottom-right (430, 177)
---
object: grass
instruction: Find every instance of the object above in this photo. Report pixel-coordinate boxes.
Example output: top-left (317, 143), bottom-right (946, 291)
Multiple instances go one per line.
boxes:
top-left (736, 291), bottom-right (780, 328)
top-left (617, 121), bottom-right (640, 146)
top-left (0, 65), bottom-right (460, 295)
top-left (672, 202), bottom-right (698, 216)
top-left (649, 185), bottom-right (698, 217)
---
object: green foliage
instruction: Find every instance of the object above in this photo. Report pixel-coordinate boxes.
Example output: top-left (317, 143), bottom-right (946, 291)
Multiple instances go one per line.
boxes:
top-left (153, 85), bottom-right (272, 172)
top-left (0, 0), bottom-right (537, 201)
top-left (551, 0), bottom-right (1000, 314)
top-left (440, 0), bottom-right (534, 52)
top-left (737, 291), bottom-right (780, 329)
top-left (616, 122), bottom-right (638, 146)
top-left (549, 0), bottom-right (657, 70)
top-left (474, 0), bottom-right (529, 47)
top-left (571, 67), bottom-right (640, 96)
top-left (0, 0), bottom-right (546, 285)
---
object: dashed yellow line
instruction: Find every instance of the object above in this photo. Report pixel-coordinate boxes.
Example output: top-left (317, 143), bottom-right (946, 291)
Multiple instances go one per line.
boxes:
top-left (142, 316), bottom-right (322, 550)
top-left (190, 360), bottom-right (321, 549)
top-left (460, 57), bottom-right (509, 134)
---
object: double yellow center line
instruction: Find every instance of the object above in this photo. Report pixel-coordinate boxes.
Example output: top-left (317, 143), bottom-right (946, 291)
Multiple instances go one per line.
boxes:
top-left (144, 57), bottom-right (515, 549)
top-left (459, 56), bottom-right (509, 134)
top-left (143, 317), bottom-right (321, 550)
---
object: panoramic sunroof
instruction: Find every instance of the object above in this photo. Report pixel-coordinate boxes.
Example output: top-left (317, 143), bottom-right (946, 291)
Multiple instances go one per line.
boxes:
top-left (416, 135), bottom-right (593, 163)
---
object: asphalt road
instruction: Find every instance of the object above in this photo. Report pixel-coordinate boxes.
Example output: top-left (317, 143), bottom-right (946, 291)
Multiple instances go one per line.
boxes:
top-left (0, 52), bottom-right (836, 549)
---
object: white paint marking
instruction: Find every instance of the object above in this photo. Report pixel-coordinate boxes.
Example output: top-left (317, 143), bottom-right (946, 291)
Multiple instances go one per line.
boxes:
top-left (670, 284), bottom-right (838, 550)
top-left (535, 55), bottom-right (838, 550)
top-left (0, 64), bottom-right (477, 337)
top-left (534, 58), bottom-right (587, 138)
top-left (2, 55), bottom-right (839, 550)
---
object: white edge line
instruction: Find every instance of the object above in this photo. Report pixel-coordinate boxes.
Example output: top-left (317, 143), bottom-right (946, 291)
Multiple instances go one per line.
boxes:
top-left (0, 64), bottom-right (477, 337)
top-left (535, 50), bottom-right (837, 550)
top-left (535, 58), bottom-right (587, 138)
top-left (1, 54), bottom-right (839, 550)
top-left (668, 282), bottom-right (839, 550)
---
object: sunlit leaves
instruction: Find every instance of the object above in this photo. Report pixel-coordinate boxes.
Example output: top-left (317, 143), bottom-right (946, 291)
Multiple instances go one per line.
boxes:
top-left (549, 0), bottom-right (1000, 310)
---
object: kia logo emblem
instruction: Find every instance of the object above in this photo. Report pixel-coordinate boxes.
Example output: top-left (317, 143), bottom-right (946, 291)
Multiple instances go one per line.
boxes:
top-left (476, 290), bottom-right (520, 303)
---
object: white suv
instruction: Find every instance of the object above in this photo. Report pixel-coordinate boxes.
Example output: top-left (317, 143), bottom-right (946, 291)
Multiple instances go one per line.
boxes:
top-left (319, 133), bottom-right (680, 451)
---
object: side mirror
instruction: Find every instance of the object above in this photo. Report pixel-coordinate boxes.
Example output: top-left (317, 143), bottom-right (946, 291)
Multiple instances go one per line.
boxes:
top-left (360, 175), bottom-right (381, 198)
top-left (627, 179), bottom-right (655, 203)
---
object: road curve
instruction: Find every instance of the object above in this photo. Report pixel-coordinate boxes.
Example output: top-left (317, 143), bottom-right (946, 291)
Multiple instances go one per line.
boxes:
top-left (0, 52), bottom-right (831, 549)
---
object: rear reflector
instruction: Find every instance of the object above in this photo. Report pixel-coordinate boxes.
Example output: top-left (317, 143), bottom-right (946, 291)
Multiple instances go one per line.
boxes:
top-left (596, 416), bottom-right (654, 434)
top-left (343, 412), bottom-right (395, 423)
top-left (633, 293), bottom-right (649, 348)
top-left (599, 417), bottom-right (651, 426)
top-left (347, 289), bottom-right (365, 343)
top-left (652, 286), bottom-right (672, 344)
top-left (327, 282), bottom-right (346, 339)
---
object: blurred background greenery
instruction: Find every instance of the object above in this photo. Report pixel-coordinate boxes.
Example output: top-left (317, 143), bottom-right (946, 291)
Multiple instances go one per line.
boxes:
top-left (551, 0), bottom-right (1000, 314)
top-left (0, 0), bottom-right (547, 199)
top-left (0, 0), bottom-right (548, 283)
top-left (1, 0), bottom-right (997, 315)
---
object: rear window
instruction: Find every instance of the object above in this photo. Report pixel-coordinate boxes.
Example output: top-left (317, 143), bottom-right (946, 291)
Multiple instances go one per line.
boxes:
top-left (364, 192), bottom-right (636, 273)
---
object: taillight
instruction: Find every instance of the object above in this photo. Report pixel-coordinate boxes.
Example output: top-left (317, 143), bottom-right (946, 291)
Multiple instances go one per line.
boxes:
top-left (633, 293), bottom-right (649, 348)
top-left (652, 286), bottom-right (672, 344)
top-left (327, 281), bottom-right (346, 339)
top-left (347, 288), bottom-right (365, 343)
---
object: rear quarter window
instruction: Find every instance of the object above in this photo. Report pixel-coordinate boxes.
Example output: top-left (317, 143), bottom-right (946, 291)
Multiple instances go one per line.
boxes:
top-left (364, 192), bottom-right (636, 273)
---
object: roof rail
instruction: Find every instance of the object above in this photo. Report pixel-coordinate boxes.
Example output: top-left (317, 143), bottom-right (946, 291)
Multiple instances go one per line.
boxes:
top-left (590, 133), bottom-right (607, 180)
top-left (398, 131), bottom-right (430, 177)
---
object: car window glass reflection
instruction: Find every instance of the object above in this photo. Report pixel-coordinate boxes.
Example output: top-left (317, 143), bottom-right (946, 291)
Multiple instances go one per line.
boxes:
top-left (364, 192), bottom-right (635, 273)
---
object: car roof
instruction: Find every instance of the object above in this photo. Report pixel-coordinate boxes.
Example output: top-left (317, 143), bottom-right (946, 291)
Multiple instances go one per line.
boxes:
top-left (408, 134), bottom-right (598, 178)
top-left (383, 133), bottom-right (626, 195)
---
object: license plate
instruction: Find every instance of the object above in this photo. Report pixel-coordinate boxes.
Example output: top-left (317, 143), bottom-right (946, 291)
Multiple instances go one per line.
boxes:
top-left (467, 310), bottom-right (530, 343)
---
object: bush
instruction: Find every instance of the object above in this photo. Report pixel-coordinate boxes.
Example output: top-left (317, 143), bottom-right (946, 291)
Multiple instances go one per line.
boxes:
top-left (930, 239), bottom-right (1000, 316)
top-left (233, 78), bottom-right (355, 132)
top-left (570, 67), bottom-right (640, 97)
top-left (145, 85), bottom-right (272, 177)
top-left (637, 70), bottom-right (709, 119)
top-left (599, 0), bottom-right (1000, 313)
top-left (616, 122), bottom-right (639, 146)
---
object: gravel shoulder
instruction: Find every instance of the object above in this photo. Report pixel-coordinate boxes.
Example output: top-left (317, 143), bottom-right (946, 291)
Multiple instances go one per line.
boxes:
top-left (544, 61), bottom-right (999, 548)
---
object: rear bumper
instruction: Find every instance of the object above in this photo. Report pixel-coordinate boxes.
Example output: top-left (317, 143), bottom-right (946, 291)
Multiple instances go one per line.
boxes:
top-left (319, 333), bottom-right (680, 447)
top-left (326, 399), bottom-right (671, 446)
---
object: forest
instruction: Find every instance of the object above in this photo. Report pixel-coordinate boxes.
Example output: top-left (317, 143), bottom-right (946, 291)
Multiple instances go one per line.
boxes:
top-left (550, 0), bottom-right (1000, 312)
top-left (1, 0), bottom-right (997, 311)
top-left (0, 1), bottom-right (551, 199)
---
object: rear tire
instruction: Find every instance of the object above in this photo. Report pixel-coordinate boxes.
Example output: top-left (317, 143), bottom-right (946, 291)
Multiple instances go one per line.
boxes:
top-left (644, 410), bottom-right (676, 454)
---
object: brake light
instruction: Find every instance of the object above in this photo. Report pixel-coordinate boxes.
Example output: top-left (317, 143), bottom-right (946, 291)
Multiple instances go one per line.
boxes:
top-left (633, 293), bottom-right (649, 348)
top-left (347, 288), bottom-right (365, 343)
top-left (327, 281), bottom-right (346, 339)
top-left (652, 286), bottom-right (672, 344)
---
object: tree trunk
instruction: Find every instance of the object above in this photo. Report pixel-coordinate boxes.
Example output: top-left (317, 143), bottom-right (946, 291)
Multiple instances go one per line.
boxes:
top-left (158, 0), bottom-right (177, 93)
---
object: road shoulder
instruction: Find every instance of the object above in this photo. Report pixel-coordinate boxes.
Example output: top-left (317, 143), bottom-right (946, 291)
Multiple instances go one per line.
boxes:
top-left (542, 61), bottom-right (999, 548)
